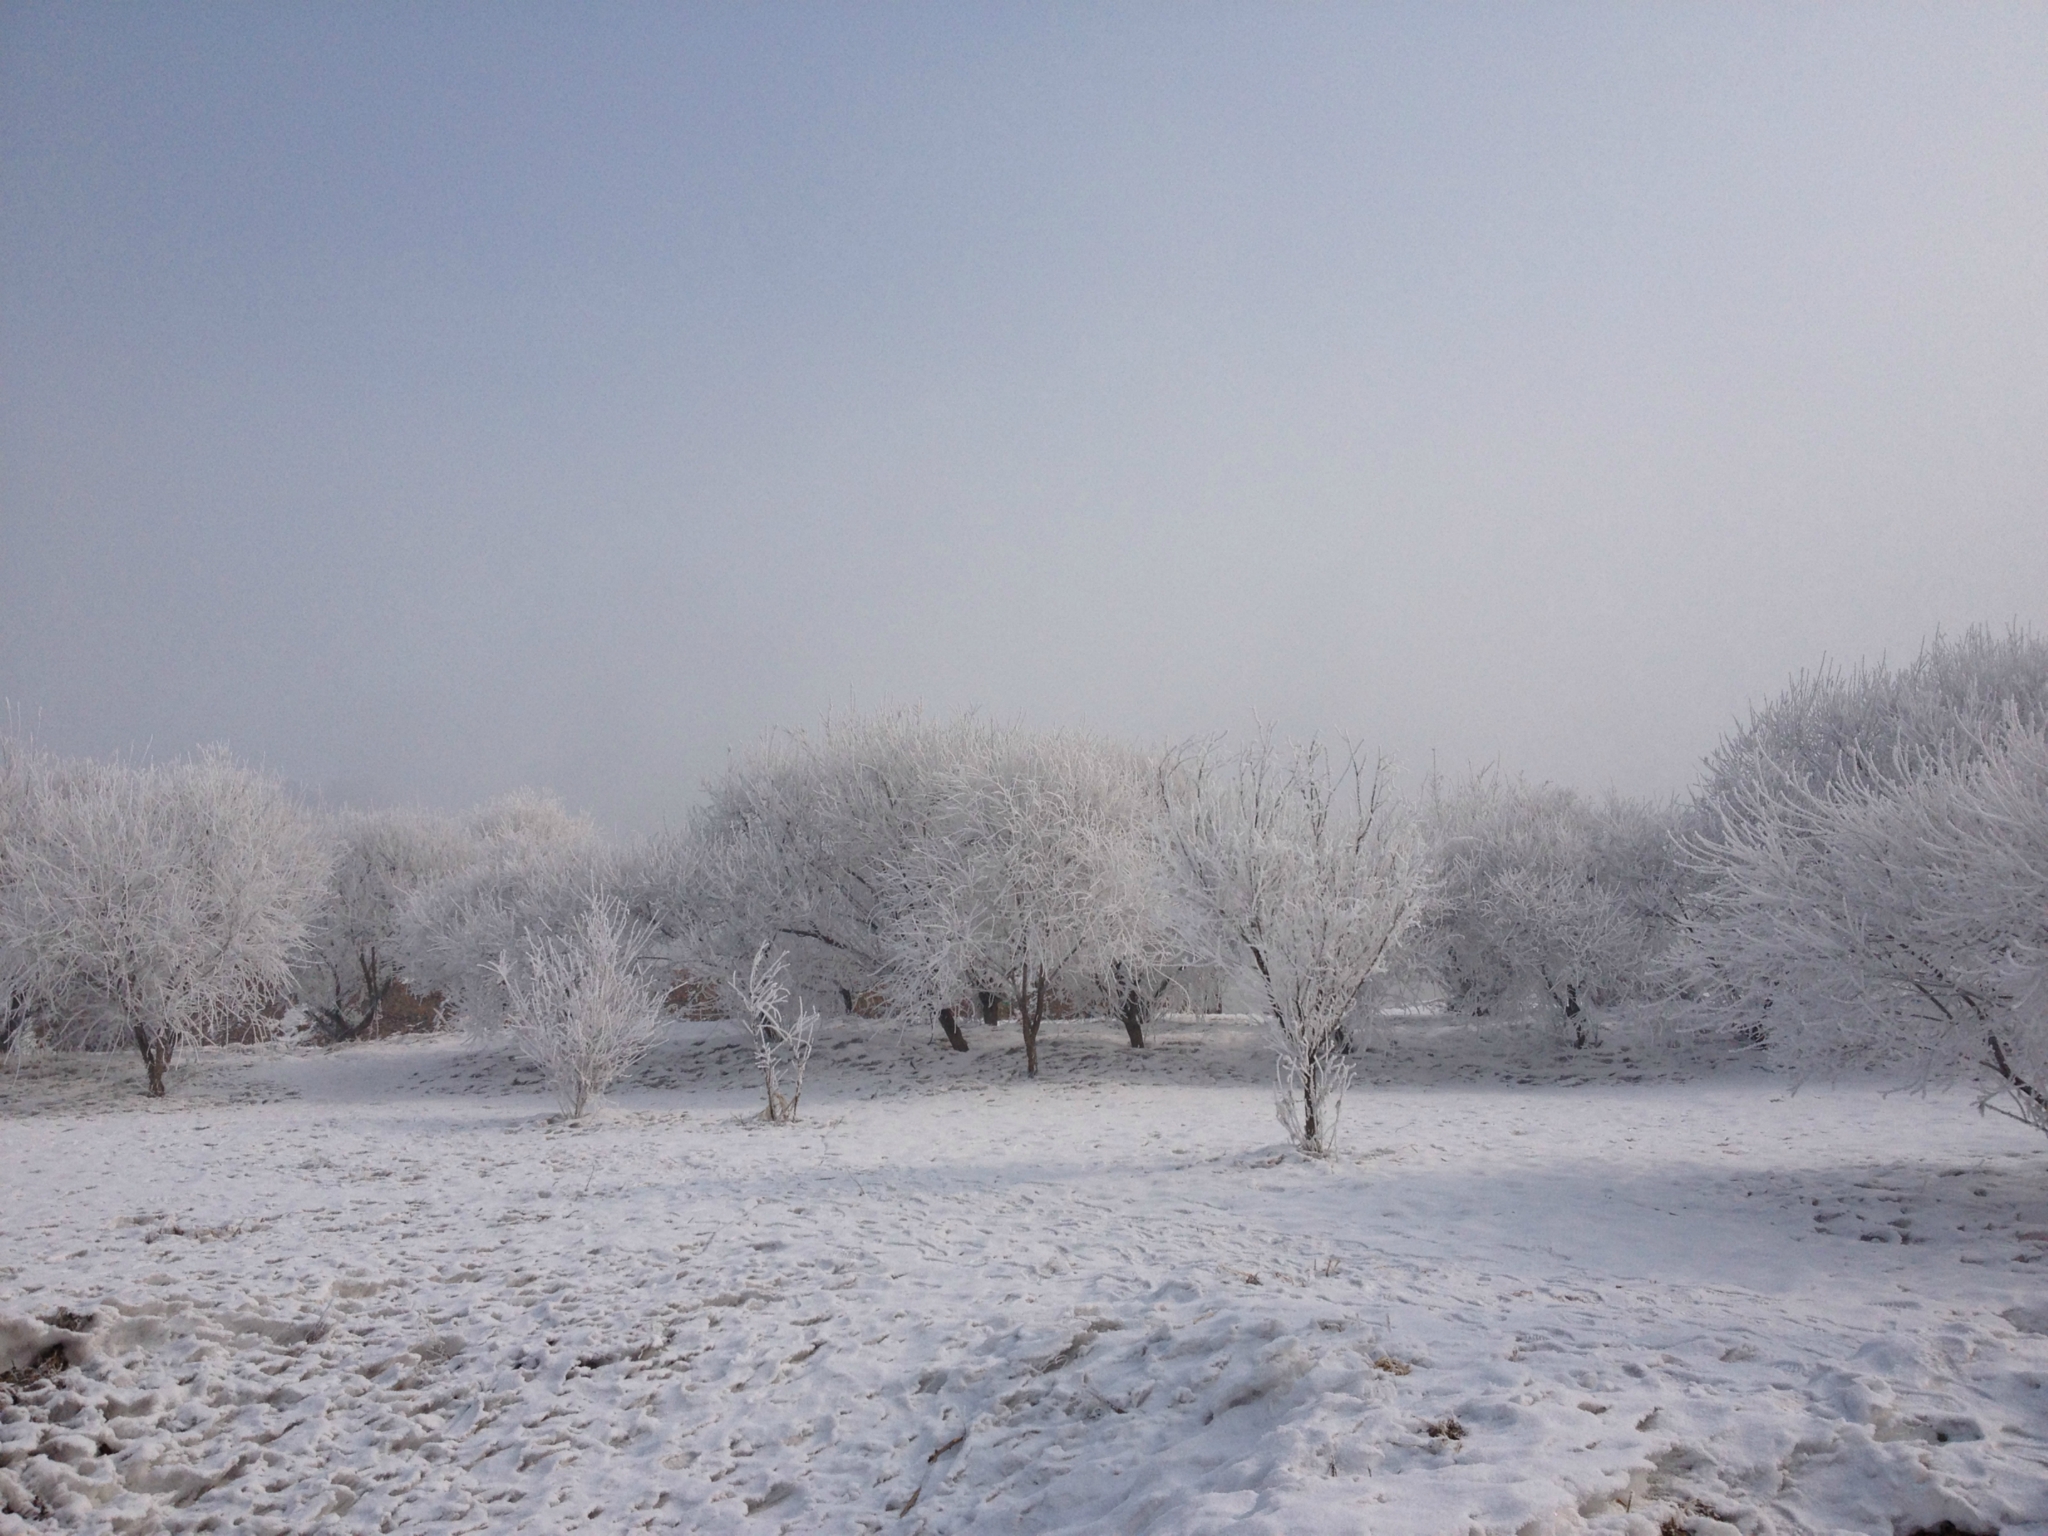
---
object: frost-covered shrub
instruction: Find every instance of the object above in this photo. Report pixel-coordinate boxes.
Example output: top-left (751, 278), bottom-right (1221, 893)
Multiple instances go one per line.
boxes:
top-left (302, 807), bottom-right (470, 1041)
top-left (1417, 775), bottom-right (1684, 1043)
top-left (0, 743), bottom-right (326, 1094)
top-left (1163, 737), bottom-right (1425, 1157)
top-left (724, 942), bottom-right (819, 1123)
top-left (398, 791), bottom-right (609, 1035)
top-left (494, 892), bottom-right (667, 1118)
top-left (1678, 719), bottom-right (2048, 1134)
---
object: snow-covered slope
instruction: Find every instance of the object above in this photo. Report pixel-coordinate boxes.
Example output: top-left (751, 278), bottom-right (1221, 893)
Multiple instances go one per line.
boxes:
top-left (3, 1016), bottom-right (2043, 1534)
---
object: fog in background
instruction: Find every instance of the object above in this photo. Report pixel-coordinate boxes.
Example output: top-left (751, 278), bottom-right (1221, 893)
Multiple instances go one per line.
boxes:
top-left (4, 5), bottom-right (2044, 830)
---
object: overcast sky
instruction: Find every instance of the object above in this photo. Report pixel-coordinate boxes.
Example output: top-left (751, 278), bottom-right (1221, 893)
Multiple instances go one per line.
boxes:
top-left (4, 5), bottom-right (2044, 830)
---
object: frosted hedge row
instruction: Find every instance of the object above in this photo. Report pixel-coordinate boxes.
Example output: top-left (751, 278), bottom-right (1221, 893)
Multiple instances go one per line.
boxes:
top-left (3, 625), bottom-right (2044, 1153)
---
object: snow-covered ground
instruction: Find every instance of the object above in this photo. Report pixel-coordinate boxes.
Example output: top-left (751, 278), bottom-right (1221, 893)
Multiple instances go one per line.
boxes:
top-left (3, 1015), bottom-right (2044, 1535)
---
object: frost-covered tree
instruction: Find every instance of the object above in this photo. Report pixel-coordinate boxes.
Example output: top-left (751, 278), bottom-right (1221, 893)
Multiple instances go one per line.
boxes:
top-left (724, 942), bottom-right (820, 1122)
top-left (896, 730), bottom-right (1174, 1075)
top-left (1073, 956), bottom-right (1182, 1050)
top-left (494, 891), bottom-right (667, 1118)
top-left (634, 711), bottom-right (986, 1050)
top-left (0, 744), bottom-right (326, 1094)
top-left (635, 714), bottom-right (1187, 1067)
top-left (1679, 625), bottom-right (2048, 1045)
top-left (1696, 625), bottom-right (2048, 836)
top-left (1418, 774), bottom-right (1684, 1043)
top-left (302, 806), bottom-right (470, 1041)
top-left (0, 739), bottom-right (40, 1057)
top-left (1162, 737), bottom-right (1425, 1157)
top-left (1678, 718), bottom-right (2048, 1133)
top-left (398, 791), bottom-right (610, 1035)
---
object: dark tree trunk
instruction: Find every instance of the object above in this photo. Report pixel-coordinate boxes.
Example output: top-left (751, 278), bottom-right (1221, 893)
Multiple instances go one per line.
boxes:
top-left (1300, 1048), bottom-right (1319, 1150)
top-left (976, 991), bottom-right (1001, 1028)
top-left (1119, 990), bottom-right (1146, 1049)
top-left (134, 1024), bottom-right (173, 1098)
top-left (1563, 984), bottom-right (1591, 1048)
top-left (840, 987), bottom-right (856, 1014)
top-left (1016, 970), bottom-right (1045, 1077)
top-left (937, 1007), bottom-right (969, 1052)
top-left (1543, 968), bottom-right (1593, 1049)
top-left (0, 990), bottom-right (29, 1055)
top-left (313, 950), bottom-right (394, 1043)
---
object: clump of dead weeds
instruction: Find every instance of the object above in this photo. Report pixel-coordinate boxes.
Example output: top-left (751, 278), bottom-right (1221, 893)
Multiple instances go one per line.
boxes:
top-left (0, 1309), bottom-right (97, 1406)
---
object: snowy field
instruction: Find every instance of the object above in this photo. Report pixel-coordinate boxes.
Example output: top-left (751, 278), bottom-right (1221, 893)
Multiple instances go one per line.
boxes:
top-left (3, 1016), bottom-right (2045, 1536)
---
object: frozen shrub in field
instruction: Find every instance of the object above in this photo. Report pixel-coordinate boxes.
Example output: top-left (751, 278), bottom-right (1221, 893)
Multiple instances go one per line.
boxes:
top-left (399, 791), bottom-right (609, 1036)
top-left (0, 742), bottom-right (326, 1094)
top-left (302, 807), bottom-right (470, 1041)
top-left (1679, 718), bottom-right (2048, 1134)
top-left (1418, 774), bottom-right (1684, 1043)
top-left (494, 892), bottom-right (667, 1119)
top-left (725, 942), bottom-right (818, 1123)
top-left (1162, 736), bottom-right (1425, 1157)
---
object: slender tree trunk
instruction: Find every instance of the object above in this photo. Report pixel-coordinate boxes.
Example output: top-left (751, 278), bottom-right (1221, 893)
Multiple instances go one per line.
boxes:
top-left (840, 987), bottom-right (856, 1014)
top-left (1301, 1053), bottom-right (1319, 1151)
top-left (937, 1007), bottom-right (969, 1052)
top-left (134, 1024), bottom-right (172, 1098)
top-left (1119, 989), bottom-right (1146, 1049)
top-left (758, 1016), bottom-right (785, 1122)
top-left (1017, 971), bottom-right (1043, 1077)
top-left (356, 951), bottom-right (390, 1039)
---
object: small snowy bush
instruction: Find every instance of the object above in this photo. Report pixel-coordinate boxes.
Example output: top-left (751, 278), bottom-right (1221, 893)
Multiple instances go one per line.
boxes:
top-left (494, 892), bottom-right (667, 1119)
top-left (725, 942), bottom-right (819, 1123)
top-left (1163, 736), bottom-right (1425, 1157)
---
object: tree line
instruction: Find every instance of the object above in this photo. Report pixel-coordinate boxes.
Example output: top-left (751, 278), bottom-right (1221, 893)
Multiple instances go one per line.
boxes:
top-left (3, 624), bottom-right (2043, 1155)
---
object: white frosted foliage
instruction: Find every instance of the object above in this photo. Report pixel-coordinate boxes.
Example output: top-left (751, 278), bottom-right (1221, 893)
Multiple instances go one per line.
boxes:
top-left (1162, 736), bottom-right (1425, 1157)
top-left (494, 892), bottom-right (667, 1119)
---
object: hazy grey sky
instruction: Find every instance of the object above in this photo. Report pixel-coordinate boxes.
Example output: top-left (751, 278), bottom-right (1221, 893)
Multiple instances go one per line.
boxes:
top-left (4, 5), bottom-right (2044, 829)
